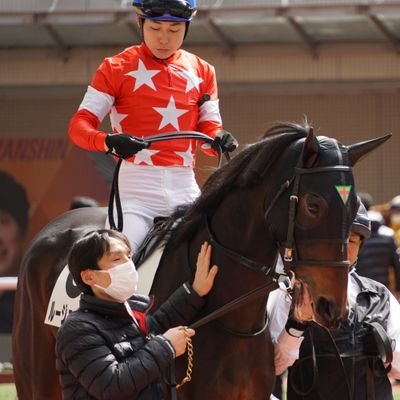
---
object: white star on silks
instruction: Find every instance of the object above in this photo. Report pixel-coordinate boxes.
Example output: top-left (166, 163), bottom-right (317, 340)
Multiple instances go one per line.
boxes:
top-left (125, 59), bottom-right (160, 91)
top-left (153, 96), bottom-right (189, 130)
top-left (133, 148), bottom-right (160, 166)
top-left (109, 106), bottom-right (128, 132)
top-left (175, 141), bottom-right (194, 167)
top-left (177, 68), bottom-right (203, 93)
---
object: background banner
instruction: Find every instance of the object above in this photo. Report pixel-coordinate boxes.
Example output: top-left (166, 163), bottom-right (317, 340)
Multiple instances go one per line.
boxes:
top-left (0, 137), bottom-right (113, 245)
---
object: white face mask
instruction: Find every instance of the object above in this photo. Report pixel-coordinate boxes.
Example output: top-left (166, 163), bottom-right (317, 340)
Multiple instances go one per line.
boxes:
top-left (94, 260), bottom-right (139, 302)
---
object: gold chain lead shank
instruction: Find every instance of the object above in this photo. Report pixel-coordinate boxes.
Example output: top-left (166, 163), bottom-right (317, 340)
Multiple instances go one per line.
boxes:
top-left (176, 326), bottom-right (194, 389)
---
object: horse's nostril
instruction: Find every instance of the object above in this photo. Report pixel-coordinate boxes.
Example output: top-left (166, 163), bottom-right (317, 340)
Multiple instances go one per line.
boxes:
top-left (316, 297), bottom-right (341, 327)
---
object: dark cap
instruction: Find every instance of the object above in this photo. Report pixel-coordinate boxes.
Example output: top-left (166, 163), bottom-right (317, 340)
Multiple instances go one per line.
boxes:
top-left (352, 201), bottom-right (371, 240)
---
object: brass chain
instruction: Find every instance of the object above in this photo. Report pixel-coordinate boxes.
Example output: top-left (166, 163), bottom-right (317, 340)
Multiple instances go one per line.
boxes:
top-left (176, 326), bottom-right (194, 389)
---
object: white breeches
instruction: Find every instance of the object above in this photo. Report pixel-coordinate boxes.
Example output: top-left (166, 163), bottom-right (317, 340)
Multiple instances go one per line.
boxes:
top-left (107, 163), bottom-right (200, 253)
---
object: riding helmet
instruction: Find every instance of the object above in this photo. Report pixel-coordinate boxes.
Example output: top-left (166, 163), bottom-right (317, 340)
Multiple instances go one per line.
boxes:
top-left (132, 0), bottom-right (197, 22)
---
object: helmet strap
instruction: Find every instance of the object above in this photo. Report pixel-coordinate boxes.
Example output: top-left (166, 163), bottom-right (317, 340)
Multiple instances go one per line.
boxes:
top-left (138, 16), bottom-right (144, 40)
top-left (184, 21), bottom-right (190, 39)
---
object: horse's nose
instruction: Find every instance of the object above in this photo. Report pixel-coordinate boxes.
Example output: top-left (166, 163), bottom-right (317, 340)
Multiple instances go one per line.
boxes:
top-left (315, 297), bottom-right (344, 329)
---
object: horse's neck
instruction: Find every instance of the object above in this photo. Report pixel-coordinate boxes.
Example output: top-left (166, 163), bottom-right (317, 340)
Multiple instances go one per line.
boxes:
top-left (150, 240), bottom-right (193, 309)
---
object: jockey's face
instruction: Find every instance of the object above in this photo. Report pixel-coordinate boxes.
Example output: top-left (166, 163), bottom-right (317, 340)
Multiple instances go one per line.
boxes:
top-left (142, 19), bottom-right (185, 59)
top-left (0, 210), bottom-right (24, 276)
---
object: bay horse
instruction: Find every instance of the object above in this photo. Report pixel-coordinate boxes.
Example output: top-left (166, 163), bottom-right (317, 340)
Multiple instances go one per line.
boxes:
top-left (12, 122), bottom-right (390, 400)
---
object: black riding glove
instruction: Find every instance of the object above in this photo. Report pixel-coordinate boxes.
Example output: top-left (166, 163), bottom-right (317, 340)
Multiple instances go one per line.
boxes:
top-left (212, 130), bottom-right (239, 153)
top-left (105, 133), bottom-right (149, 159)
top-left (285, 317), bottom-right (309, 338)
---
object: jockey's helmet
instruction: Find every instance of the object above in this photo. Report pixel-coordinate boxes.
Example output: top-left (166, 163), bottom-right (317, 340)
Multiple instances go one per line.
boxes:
top-left (132, 0), bottom-right (197, 22)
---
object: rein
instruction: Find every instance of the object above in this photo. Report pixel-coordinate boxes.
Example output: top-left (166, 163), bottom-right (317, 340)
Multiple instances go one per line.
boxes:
top-left (108, 131), bottom-right (229, 232)
top-left (190, 280), bottom-right (278, 331)
top-left (289, 324), bottom-right (353, 400)
top-left (185, 215), bottom-right (281, 337)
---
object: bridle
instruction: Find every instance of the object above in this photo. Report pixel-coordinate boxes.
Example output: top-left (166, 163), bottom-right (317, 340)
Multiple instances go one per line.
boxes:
top-left (190, 164), bottom-right (356, 337)
top-left (265, 165), bottom-right (355, 270)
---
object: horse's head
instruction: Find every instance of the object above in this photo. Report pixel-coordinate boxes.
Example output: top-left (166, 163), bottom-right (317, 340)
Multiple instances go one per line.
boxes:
top-left (167, 122), bottom-right (389, 330)
top-left (263, 125), bottom-right (390, 329)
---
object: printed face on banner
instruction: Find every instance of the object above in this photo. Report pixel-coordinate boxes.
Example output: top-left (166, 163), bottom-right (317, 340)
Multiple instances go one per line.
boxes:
top-left (0, 210), bottom-right (23, 276)
top-left (0, 137), bottom-right (110, 246)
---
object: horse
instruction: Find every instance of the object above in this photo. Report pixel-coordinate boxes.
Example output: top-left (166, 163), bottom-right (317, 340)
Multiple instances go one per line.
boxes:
top-left (12, 122), bottom-right (390, 400)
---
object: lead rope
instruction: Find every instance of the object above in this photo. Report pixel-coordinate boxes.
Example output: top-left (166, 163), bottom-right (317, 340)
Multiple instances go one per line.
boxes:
top-left (176, 326), bottom-right (194, 389)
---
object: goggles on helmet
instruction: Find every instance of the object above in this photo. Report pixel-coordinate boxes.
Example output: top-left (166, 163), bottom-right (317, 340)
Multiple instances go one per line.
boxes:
top-left (132, 0), bottom-right (196, 20)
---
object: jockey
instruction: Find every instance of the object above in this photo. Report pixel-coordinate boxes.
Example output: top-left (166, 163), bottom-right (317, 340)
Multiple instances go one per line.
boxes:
top-left (268, 201), bottom-right (400, 399)
top-left (68, 0), bottom-right (238, 252)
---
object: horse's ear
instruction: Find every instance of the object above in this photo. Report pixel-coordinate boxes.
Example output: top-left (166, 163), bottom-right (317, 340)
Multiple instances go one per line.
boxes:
top-left (348, 134), bottom-right (392, 166)
top-left (300, 127), bottom-right (320, 168)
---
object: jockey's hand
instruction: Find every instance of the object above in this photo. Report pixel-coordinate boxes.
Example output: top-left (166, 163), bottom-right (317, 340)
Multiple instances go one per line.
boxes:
top-left (105, 133), bottom-right (149, 159)
top-left (212, 130), bottom-right (239, 153)
top-left (192, 242), bottom-right (218, 297)
top-left (163, 326), bottom-right (195, 357)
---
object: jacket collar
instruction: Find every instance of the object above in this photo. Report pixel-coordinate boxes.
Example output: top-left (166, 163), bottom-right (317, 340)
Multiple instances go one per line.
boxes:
top-left (80, 293), bottom-right (152, 317)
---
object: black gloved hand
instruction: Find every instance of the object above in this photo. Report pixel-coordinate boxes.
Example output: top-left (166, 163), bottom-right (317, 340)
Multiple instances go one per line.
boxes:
top-left (212, 130), bottom-right (239, 153)
top-left (105, 133), bottom-right (149, 159)
top-left (285, 317), bottom-right (309, 338)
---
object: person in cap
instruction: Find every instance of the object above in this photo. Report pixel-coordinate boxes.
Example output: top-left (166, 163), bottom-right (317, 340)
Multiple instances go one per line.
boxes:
top-left (68, 0), bottom-right (238, 253)
top-left (56, 228), bottom-right (218, 400)
top-left (0, 171), bottom-right (30, 333)
top-left (268, 201), bottom-right (400, 399)
top-left (356, 208), bottom-right (400, 296)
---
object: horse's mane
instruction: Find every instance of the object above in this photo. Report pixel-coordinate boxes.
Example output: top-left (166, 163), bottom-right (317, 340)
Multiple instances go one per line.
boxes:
top-left (166, 122), bottom-right (310, 246)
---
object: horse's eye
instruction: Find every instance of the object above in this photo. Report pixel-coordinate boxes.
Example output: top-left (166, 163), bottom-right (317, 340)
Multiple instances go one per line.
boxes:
top-left (308, 203), bottom-right (319, 215)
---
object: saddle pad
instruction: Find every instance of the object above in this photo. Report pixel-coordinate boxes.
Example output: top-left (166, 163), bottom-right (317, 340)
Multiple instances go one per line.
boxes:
top-left (136, 240), bottom-right (165, 295)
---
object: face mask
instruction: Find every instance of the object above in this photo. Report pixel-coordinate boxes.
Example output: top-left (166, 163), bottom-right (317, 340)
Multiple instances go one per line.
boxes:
top-left (94, 260), bottom-right (139, 302)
